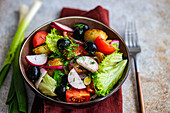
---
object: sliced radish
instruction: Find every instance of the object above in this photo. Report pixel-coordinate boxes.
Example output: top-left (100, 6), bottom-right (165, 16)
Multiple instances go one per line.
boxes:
top-left (68, 68), bottom-right (86, 89)
top-left (42, 66), bottom-right (66, 69)
top-left (52, 22), bottom-right (74, 32)
top-left (50, 25), bottom-right (62, 31)
top-left (35, 68), bottom-right (47, 89)
top-left (76, 56), bottom-right (99, 73)
top-left (68, 36), bottom-right (84, 46)
top-left (25, 54), bottom-right (48, 66)
top-left (109, 40), bottom-right (119, 48)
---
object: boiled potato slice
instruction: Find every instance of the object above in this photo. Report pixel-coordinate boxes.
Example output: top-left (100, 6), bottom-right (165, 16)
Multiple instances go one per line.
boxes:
top-left (33, 45), bottom-right (52, 55)
top-left (47, 58), bottom-right (63, 66)
top-left (84, 29), bottom-right (108, 42)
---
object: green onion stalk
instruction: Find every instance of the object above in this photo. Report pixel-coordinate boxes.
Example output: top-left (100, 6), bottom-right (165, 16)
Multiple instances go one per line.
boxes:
top-left (0, 0), bottom-right (42, 88)
top-left (4, 0), bottom-right (42, 113)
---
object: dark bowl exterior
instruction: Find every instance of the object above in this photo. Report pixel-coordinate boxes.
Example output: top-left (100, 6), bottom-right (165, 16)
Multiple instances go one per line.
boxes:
top-left (19, 16), bottom-right (130, 108)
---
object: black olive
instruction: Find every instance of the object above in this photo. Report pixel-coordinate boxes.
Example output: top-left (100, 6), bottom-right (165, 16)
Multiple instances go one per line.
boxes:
top-left (57, 38), bottom-right (71, 50)
top-left (73, 24), bottom-right (89, 41)
top-left (83, 24), bottom-right (89, 31)
top-left (55, 85), bottom-right (66, 100)
top-left (73, 27), bottom-right (84, 40)
top-left (26, 65), bottom-right (40, 82)
top-left (84, 41), bottom-right (97, 54)
top-left (62, 74), bottom-right (68, 85)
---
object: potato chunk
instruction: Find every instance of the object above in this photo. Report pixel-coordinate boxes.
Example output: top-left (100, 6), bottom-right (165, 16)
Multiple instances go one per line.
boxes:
top-left (84, 29), bottom-right (108, 42)
top-left (47, 58), bottom-right (63, 66)
top-left (33, 45), bottom-right (52, 55)
top-left (93, 52), bottom-right (105, 63)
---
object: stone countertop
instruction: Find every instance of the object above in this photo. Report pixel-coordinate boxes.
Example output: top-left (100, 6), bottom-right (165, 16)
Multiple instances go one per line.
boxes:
top-left (0, 0), bottom-right (169, 113)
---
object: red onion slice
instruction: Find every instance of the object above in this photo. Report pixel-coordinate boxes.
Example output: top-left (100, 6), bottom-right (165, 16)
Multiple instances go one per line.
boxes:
top-left (42, 66), bottom-right (66, 69)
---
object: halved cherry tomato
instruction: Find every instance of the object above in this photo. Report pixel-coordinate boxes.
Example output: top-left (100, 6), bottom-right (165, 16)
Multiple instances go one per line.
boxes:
top-left (94, 36), bottom-right (116, 55)
top-left (33, 31), bottom-right (48, 47)
top-left (66, 88), bottom-right (90, 103)
top-left (75, 45), bottom-right (88, 56)
top-left (65, 45), bottom-right (88, 60)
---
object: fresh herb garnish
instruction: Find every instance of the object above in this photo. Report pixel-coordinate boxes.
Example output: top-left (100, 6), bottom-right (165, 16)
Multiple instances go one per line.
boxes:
top-left (91, 61), bottom-right (95, 64)
top-left (66, 85), bottom-right (70, 90)
top-left (82, 56), bottom-right (86, 61)
top-left (49, 53), bottom-right (61, 58)
top-left (64, 42), bottom-right (80, 59)
top-left (74, 24), bottom-right (85, 29)
top-left (73, 78), bottom-right (75, 82)
top-left (53, 70), bottom-right (64, 86)
top-left (64, 61), bottom-right (69, 67)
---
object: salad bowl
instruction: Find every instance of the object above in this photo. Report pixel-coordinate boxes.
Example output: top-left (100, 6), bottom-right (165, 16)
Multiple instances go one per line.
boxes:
top-left (19, 16), bottom-right (130, 107)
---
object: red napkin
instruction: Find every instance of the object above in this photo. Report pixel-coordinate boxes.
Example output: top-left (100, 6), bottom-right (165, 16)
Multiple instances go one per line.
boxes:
top-left (31, 6), bottom-right (122, 113)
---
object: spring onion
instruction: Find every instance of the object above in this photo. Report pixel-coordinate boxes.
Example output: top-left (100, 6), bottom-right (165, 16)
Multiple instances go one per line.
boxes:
top-left (5, 1), bottom-right (42, 113)
top-left (0, 0), bottom-right (42, 88)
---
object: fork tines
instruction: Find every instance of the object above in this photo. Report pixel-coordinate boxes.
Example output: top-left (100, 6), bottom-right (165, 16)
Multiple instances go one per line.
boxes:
top-left (125, 22), bottom-right (138, 48)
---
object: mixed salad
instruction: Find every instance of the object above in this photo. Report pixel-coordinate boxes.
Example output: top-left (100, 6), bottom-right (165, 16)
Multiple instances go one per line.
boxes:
top-left (25, 22), bottom-right (127, 103)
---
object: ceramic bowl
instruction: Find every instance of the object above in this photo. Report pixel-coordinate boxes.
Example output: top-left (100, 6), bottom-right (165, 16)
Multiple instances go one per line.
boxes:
top-left (19, 16), bottom-right (130, 108)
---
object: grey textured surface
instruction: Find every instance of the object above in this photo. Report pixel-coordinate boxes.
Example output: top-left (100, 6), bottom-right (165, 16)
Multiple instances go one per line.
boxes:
top-left (0, 0), bottom-right (169, 113)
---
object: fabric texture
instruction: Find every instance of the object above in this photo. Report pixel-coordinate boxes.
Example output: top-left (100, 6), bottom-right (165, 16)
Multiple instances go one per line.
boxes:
top-left (31, 5), bottom-right (122, 113)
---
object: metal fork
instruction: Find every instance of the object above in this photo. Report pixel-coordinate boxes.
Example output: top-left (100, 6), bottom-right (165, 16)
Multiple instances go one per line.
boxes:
top-left (125, 22), bottom-right (145, 113)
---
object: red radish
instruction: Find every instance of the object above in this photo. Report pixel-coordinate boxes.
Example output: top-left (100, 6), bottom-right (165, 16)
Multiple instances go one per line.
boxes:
top-left (68, 36), bottom-right (84, 46)
top-left (35, 68), bottom-right (47, 89)
top-left (25, 54), bottom-right (48, 66)
top-left (109, 40), bottom-right (119, 48)
top-left (50, 25), bottom-right (62, 31)
top-left (68, 68), bottom-right (86, 89)
top-left (76, 56), bottom-right (99, 73)
top-left (42, 66), bottom-right (66, 69)
top-left (52, 22), bottom-right (74, 32)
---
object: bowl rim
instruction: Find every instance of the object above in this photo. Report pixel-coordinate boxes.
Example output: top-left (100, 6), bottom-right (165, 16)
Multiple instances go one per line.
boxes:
top-left (19, 16), bottom-right (130, 106)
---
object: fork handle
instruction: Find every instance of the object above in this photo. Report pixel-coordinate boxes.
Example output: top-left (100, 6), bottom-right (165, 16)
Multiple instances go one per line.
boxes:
top-left (133, 56), bottom-right (145, 113)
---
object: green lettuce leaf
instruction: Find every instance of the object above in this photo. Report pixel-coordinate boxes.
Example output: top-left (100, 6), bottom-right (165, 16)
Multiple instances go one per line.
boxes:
top-left (46, 28), bottom-right (64, 53)
top-left (111, 43), bottom-right (119, 51)
top-left (38, 73), bottom-right (57, 96)
top-left (93, 51), bottom-right (127, 96)
top-left (99, 51), bottom-right (123, 72)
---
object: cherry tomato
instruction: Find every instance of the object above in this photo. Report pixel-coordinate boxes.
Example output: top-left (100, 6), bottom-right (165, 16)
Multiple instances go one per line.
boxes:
top-left (65, 45), bottom-right (87, 60)
top-left (33, 31), bottom-right (48, 47)
top-left (75, 45), bottom-right (87, 56)
top-left (94, 36), bottom-right (116, 55)
top-left (66, 88), bottom-right (90, 103)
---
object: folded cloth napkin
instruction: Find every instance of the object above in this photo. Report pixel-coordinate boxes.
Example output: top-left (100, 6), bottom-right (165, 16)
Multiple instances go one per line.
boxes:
top-left (31, 5), bottom-right (122, 113)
